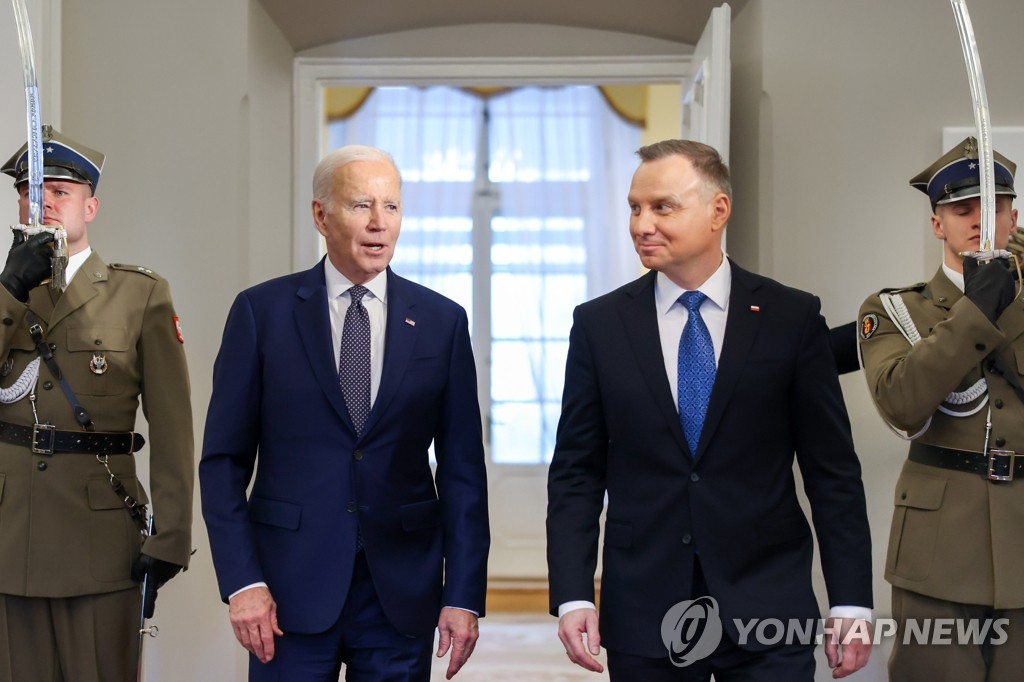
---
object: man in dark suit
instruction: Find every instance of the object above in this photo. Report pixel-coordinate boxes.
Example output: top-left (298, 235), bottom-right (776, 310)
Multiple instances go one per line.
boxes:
top-left (546, 140), bottom-right (873, 681)
top-left (200, 145), bottom-right (489, 681)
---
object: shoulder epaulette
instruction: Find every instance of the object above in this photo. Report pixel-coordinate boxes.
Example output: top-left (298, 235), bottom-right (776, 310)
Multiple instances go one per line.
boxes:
top-left (879, 282), bottom-right (926, 295)
top-left (109, 263), bottom-right (160, 280)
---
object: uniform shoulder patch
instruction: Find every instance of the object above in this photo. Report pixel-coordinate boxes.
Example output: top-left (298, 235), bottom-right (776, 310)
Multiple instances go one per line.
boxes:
top-left (860, 313), bottom-right (880, 340)
top-left (109, 263), bottom-right (160, 280)
top-left (879, 282), bottom-right (926, 295)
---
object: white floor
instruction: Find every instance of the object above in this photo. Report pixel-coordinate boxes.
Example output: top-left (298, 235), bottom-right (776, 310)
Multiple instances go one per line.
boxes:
top-left (427, 614), bottom-right (890, 681)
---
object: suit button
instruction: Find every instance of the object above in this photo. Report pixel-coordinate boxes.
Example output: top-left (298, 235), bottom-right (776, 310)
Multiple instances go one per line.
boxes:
top-left (346, 502), bottom-right (357, 513)
top-left (900, 492), bottom-right (907, 500)
top-left (994, 399), bottom-right (1004, 409)
top-left (353, 449), bottom-right (363, 461)
top-left (995, 437), bottom-right (1006, 447)
top-left (42, 381), bottom-right (53, 390)
top-left (682, 534), bottom-right (693, 544)
top-left (1, 318), bottom-right (11, 326)
top-left (37, 461), bottom-right (47, 471)
top-left (975, 343), bottom-right (986, 351)
top-left (690, 472), bottom-right (700, 482)
top-left (49, 343), bottom-right (56, 352)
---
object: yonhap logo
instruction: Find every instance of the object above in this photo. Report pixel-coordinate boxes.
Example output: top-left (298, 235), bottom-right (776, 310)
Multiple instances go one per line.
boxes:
top-left (660, 596), bottom-right (723, 666)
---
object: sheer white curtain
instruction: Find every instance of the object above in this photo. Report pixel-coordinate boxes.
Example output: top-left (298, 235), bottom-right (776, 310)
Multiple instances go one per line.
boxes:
top-left (327, 86), bottom-right (640, 463)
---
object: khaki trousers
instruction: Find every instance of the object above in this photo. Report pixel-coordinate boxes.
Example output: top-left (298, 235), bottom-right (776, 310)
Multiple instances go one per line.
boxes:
top-left (890, 586), bottom-right (1024, 682)
top-left (0, 589), bottom-right (140, 682)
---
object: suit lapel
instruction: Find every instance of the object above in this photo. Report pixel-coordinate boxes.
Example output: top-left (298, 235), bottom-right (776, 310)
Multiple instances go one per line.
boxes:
top-left (362, 268), bottom-right (416, 436)
top-left (293, 260), bottom-right (353, 429)
top-left (695, 261), bottom-right (762, 461)
top-left (618, 271), bottom-right (690, 455)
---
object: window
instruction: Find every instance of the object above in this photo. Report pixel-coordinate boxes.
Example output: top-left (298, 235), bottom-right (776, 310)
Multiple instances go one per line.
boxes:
top-left (327, 85), bottom-right (639, 463)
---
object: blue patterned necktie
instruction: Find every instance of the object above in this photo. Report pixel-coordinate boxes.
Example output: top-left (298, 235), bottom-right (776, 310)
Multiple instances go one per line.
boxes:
top-left (339, 285), bottom-right (371, 435)
top-left (678, 291), bottom-right (716, 456)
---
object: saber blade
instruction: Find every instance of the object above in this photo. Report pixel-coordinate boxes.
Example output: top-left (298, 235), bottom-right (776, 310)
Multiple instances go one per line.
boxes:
top-left (950, 0), bottom-right (1007, 260)
top-left (10, 0), bottom-right (42, 227)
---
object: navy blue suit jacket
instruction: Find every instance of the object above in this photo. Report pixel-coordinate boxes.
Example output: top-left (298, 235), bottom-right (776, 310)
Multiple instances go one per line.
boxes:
top-left (546, 261), bottom-right (872, 657)
top-left (200, 262), bottom-right (489, 636)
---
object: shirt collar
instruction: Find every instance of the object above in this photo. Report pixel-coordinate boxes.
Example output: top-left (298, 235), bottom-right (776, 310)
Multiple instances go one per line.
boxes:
top-left (323, 258), bottom-right (388, 303)
top-left (65, 247), bottom-right (92, 286)
top-left (655, 256), bottom-right (732, 315)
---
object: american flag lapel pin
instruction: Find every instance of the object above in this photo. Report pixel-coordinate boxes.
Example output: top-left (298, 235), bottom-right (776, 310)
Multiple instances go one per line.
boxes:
top-left (405, 318), bottom-right (416, 326)
top-left (750, 305), bottom-right (760, 312)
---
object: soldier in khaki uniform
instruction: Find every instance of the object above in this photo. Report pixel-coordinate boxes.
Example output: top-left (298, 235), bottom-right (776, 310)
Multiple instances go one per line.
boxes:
top-left (0, 127), bottom-right (193, 682)
top-left (859, 137), bottom-right (1024, 681)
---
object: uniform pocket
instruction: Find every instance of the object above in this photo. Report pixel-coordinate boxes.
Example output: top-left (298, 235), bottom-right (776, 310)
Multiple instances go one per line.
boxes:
top-left (886, 471), bottom-right (947, 582)
top-left (65, 326), bottom-right (131, 396)
top-left (86, 476), bottom-right (142, 582)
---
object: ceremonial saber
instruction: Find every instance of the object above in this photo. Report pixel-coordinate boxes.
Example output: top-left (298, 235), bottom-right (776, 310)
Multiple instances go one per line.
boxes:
top-left (137, 514), bottom-right (159, 682)
top-left (950, 0), bottom-right (1009, 261)
top-left (9, 0), bottom-right (41, 226)
top-left (9, 0), bottom-right (67, 287)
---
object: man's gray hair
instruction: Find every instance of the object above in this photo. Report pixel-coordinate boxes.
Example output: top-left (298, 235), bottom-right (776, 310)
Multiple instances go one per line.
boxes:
top-left (312, 145), bottom-right (401, 212)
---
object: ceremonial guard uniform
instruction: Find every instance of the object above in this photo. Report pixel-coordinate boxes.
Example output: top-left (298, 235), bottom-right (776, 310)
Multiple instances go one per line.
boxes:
top-left (0, 128), bottom-right (193, 682)
top-left (859, 138), bottom-right (1024, 681)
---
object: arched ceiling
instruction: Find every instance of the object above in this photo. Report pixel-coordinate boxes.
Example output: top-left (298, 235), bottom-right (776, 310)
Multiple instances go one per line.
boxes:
top-left (257, 0), bottom-right (746, 52)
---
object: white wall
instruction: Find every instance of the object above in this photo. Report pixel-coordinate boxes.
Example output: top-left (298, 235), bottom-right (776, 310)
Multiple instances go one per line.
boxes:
top-left (58, 1), bottom-right (293, 679)
top-left (15, 1), bottom-right (1023, 680)
top-left (732, 2), bottom-right (1024, 678)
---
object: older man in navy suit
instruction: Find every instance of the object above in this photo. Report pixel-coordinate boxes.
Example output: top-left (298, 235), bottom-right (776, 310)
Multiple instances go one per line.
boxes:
top-left (547, 140), bottom-right (873, 681)
top-left (200, 145), bottom-right (489, 681)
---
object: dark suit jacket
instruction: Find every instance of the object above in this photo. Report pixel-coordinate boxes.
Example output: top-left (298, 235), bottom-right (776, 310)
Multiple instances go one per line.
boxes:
top-left (200, 262), bottom-right (489, 637)
top-left (546, 260), bottom-right (872, 657)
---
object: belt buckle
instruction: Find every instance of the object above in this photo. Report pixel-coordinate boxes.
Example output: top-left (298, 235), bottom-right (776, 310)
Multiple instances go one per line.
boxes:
top-left (31, 423), bottom-right (56, 455)
top-left (987, 449), bottom-right (1016, 482)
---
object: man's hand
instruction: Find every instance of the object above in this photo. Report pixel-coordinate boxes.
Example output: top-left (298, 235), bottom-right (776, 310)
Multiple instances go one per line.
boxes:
top-left (228, 586), bottom-right (284, 664)
top-left (436, 607), bottom-right (479, 679)
top-left (130, 554), bottom-right (184, 619)
top-left (0, 231), bottom-right (54, 302)
top-left (557, 608), bottom-right (604, 673)
top-left (964, 256), bottom-right (1016, 323)
top-left (824, 616), bottom-right (872, 679)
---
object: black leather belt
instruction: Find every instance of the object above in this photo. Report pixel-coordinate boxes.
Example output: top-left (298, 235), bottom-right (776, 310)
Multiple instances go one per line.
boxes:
top-left (909, 442), bottom-right (1021, 482)
top-left (0, 420), bottom-right (144, 456)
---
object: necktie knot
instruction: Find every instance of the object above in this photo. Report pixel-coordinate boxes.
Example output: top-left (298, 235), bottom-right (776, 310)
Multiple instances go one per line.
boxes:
top-left (679, 290), bottom-right (707, 314)
top-left (348, 285), bottom-right (369, 306)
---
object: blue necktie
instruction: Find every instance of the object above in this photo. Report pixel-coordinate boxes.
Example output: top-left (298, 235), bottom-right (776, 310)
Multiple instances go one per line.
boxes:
top-left (339, 285), bottom-right (371, 435)
top-left (678, 291), bottom-right (716, 456)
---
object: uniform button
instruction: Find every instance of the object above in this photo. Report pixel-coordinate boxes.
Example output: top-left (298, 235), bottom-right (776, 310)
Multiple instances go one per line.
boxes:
top-left (995, 399), bottom-right (1004, 409)
top-left (975, 343), bottom-right (986, 351)
top-left (1, 318), bottom-right (12, 326)
top-left (42, 381), bottom-right (53, 390)
top-left (94, 339), bottom-right (102, 346)
top-left (938, 297), bottom-right (947, 303)
top-left (900, 491), bottom-right (907, 500)
top-left (995, 437), bottom-right (1006, 447)
top-left (682, 534), bottom-right (693, 544)
top-left (37, 461), bottom-right (47, 471)
top-left (690, 472), bottom-right (700, 482)
top-left (48, 343), bottom-right (56, 352)
top-left (346, 502), bottom-right (357, 513)
top-left (353, 449), bottom-right (363, 461)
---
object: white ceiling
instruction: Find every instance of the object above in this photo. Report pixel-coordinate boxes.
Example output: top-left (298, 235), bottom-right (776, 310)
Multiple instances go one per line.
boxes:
top-left (257, 0), bottom-right (747, 52)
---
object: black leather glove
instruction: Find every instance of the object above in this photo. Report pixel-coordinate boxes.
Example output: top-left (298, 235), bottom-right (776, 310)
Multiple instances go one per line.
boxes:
top-left (132, 554), bottom-right (184, 619)
top-left (0, 231), bottom-right (54, 302)
top-left (964, 256), bottom-right (1016, 323)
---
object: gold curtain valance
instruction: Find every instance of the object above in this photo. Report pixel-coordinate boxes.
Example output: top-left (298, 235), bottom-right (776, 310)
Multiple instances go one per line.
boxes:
top-left (324, 85), bottom-right (647, 128)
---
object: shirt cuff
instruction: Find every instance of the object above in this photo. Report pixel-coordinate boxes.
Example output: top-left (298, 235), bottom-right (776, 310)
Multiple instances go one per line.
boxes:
top-left (228, 582), bottom-right (268, 600)
top-left (828, 605), bottom-right (873, 623)
top-left (558, 600), bottom-right (597, 618)
top-left (443, 606), bottom-right (479, 616)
